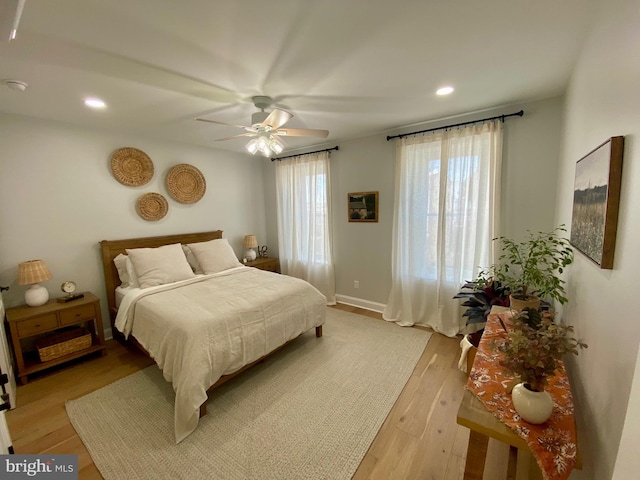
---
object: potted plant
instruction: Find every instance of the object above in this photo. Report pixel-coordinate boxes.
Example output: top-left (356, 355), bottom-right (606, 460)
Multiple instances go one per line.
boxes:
top-left (489, 225), bottom-right (574, 311)
top-left (453, 277), bottom-right (510, 373)
top-left (454, 277), bottom-right (511, 329)
top-left (493, 308), bottom-right (587, 423)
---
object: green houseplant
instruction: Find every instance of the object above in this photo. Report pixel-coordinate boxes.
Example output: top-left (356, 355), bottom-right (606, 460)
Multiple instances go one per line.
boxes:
top-left (453, 278), bottom-right (510, 328)
top-left (493, 308), bottom-right (587, 423)
top-left (489, 225), bottom-right (574, 309)
top-left (495, 308), bottom-right (587, 392)
top-left (453, 278), bottom-right (510, 373)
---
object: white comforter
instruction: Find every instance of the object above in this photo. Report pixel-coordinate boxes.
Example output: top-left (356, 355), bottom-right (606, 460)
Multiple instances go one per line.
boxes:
top-left (115, 266), bottom-right (327, 443)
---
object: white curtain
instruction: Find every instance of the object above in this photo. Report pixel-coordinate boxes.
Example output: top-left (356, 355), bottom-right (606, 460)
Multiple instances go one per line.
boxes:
top-left (383, 120), bottom-right (502, 337)
top-left (276, 151), bottom-right (336, 304)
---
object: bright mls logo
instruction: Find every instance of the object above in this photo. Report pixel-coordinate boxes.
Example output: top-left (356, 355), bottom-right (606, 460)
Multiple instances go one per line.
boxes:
top-left (1, 455), bottom-right (77, 479)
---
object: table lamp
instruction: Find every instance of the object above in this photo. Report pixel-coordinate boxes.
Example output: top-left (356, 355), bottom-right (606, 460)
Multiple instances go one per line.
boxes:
top-left (243, 235), bottom-right (258, 261)
top-left (17, 259), bottom-right (53, 306)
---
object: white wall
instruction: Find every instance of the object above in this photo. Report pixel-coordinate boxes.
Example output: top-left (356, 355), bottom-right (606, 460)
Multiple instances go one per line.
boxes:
top-left (555, 0), bottom-right (640, 478)
top-left (612, 347), bottom-right (640, 479)
top-left (0, 113), bottom-right (267, 330)
top-left (265, 96), bottom-right (565, 310)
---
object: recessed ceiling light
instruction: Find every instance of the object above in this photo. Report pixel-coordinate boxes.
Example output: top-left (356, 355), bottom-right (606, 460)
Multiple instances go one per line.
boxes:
top-left (436, 86), bottom-right (454, 96)
top-left (3, 79), bottom-right (28, 91)
top-left (84, 97), bottom-right (106, 109)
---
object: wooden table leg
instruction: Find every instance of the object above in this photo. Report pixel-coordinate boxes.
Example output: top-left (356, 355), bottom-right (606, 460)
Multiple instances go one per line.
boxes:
top-left (463, 430), bottom-right (489, 480)
top-left (507, 446), bottom-right (518, 480)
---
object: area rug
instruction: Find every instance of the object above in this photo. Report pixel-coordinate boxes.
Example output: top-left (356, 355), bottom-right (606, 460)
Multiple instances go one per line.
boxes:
top-left (66, 308), bottom-right (431, 480)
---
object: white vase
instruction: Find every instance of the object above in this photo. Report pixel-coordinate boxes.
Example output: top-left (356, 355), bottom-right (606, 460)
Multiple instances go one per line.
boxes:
top-left (511, 382), bottom-right (553, 424)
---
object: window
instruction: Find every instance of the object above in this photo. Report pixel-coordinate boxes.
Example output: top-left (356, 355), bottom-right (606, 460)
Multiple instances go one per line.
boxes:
top-left (275, 151), bottom-right (335, 303)
top-left (384, 121), bottom-right (502, 336)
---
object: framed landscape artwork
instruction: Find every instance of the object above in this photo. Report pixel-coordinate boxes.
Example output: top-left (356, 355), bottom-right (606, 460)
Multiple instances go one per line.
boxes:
top-left (348, 191), bottom-right (378, 222)
top-left (570, 136), bottom-right (624, 269)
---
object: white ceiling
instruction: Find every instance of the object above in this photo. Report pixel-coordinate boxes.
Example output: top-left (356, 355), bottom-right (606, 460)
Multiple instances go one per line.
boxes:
top-left (0, 0), bottom-right (601, 155)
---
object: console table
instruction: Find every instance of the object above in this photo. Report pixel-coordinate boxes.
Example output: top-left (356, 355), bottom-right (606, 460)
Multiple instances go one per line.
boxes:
top-left (457, 311), bottom-right (581, 480)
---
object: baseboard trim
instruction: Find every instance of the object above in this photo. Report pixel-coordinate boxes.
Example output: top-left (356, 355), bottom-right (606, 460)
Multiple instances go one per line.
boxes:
top-left (335, 294), bottom-right (386, 313)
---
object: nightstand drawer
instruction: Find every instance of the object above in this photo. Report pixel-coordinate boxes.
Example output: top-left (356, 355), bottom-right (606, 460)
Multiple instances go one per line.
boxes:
top-left (59, 304), bottom-right (96, 326)
top-left (17, 314), bottom-right (58, 337)
top-left (245, 257), bottom-right (279, 273)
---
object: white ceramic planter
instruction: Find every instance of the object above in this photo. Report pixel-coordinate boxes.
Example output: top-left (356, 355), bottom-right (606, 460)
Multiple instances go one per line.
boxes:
top-left (511, 382), bottom-right (553, 424)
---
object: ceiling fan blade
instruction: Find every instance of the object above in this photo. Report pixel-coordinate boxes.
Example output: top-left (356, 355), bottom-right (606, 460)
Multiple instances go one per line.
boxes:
top-left (214, 133), bottom-right (256, 141)
top-left (195, 118), bottom-right (251, 130)
top-left (262, 108), bottom-right (293, 130)
top-left (275, 128), bottom-right (329, 138)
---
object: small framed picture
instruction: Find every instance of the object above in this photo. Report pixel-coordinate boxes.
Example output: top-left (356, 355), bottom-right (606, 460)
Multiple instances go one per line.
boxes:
top-left (348, 191), bottom-right (378, 223)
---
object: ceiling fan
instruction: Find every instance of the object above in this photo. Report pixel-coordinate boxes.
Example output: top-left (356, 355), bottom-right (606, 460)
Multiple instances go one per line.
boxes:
top-left (195, 95), bottom-right (329, 156)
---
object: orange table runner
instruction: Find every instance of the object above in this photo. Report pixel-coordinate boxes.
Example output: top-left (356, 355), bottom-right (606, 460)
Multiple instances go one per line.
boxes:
top-left (466, 312), bottom-right (578, 480)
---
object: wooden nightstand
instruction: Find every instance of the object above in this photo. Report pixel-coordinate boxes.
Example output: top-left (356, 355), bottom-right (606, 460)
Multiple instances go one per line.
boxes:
top-left (5, 292), bottom-right (107, 384)
top-left (245, 257), bottom-right (279, 273)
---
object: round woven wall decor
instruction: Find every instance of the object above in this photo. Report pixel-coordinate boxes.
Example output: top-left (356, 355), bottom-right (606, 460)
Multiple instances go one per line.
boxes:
top-left (166, 163), bottom-right (206, 204)
top-left (110, 147), bottom-right (154, 186)
top-left (136, 193), bottom-right (168, 221)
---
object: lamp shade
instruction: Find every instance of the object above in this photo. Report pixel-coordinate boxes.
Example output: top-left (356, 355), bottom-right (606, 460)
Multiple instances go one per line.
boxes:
top-left (243, 235), bottom-right (258, 249)
top-left (17, 259), bottom-right (53, 307)
top-left (17, 259), bottom-right (52, 285)
top-left (243, 235), bottom-right (258, 262)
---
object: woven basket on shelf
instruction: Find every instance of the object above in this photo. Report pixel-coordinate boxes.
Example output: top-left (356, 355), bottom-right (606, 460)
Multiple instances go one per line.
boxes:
top-left (35, 327), bottom-right (92, 362)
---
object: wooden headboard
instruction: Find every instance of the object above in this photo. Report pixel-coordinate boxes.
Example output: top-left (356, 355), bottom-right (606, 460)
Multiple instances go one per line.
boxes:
top-left (99, 230), bottom-right (223, 327)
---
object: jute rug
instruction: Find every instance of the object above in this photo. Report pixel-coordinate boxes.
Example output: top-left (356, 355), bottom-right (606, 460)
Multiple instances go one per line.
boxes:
top-left (66, 308), bottom-right (431, 479)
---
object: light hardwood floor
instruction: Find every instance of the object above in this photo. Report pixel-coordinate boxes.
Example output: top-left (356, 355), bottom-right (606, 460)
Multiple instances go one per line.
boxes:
top-left (5, 304), bottom-right (510, 479)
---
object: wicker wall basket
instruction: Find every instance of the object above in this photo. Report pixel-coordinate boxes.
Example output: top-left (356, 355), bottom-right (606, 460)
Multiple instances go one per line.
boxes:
top-left (166, 164), bottom-right (206, 204)
top-left (110, 147), bottom-right (154, 186)
top-left (35, 327), bottom-right (92, 363)
top-left (136, 192), bottom-right (169, 221)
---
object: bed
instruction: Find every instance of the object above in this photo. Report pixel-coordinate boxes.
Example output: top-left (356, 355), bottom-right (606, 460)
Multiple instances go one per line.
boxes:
top-left (99, 230), bottom-right (327, 443)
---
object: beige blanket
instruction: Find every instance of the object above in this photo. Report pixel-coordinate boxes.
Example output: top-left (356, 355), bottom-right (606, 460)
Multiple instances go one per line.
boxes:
top-left (114, 266), bottom-right (327, 443)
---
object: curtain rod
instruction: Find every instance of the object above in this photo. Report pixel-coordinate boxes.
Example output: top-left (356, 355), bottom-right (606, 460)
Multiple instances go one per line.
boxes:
top-left (386, 110), bottom-right (524, 141)
top-left (271, 146), bottom-right (339, 162)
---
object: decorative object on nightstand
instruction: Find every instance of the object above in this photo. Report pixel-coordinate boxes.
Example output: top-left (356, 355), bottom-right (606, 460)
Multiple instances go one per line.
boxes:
top-left (258, 245), bottom-right (268, 258)
top-left (5, 291), bottom-right (107, 384)
top-left (16, 259), bottom-right (53, 307)
top-left (243, 235), bottom-right (258, 261)
top-left (57, 281), bottom-right (85, 303)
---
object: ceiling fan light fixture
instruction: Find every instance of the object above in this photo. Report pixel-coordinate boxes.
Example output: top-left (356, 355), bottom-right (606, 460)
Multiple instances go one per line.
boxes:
top-left (201, 95), bottom-right (328, 154)
top-left (256, 135), bottom-right (269, 150)
top-left (270, 136), bottom-right (284, 154)
top-left (245, 138), bottom-right (259, 155)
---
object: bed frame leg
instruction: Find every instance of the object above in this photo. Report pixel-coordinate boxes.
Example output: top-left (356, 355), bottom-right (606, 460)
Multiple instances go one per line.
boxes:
top-left (316, 326), bottom-right (323, 337)
top-left (200, 403), bottom-right (207, 418)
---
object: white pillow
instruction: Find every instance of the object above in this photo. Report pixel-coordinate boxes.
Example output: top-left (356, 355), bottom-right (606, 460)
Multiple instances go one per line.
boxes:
top-left (187, 238), bottom-right (242, 274)
top-left (126, 243), bottom-right (195, 289)
top-left (125, 255), bottom-right (140, 288)
top-left (113, 253), bottom-right (130, 287)
top-left (182, 244), bottom-right (204, 275)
